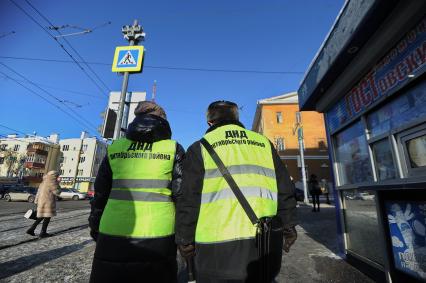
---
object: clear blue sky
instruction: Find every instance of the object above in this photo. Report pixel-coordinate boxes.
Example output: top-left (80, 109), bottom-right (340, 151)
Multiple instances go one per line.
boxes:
top-left (0, 0), bottom-right (343, 148)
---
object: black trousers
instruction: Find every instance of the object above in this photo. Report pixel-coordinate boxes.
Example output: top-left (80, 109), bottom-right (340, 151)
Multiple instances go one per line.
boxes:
top-left (311, 194), bottom-right (320, 210)
top-left (29, 217), bottom-right (51, 233)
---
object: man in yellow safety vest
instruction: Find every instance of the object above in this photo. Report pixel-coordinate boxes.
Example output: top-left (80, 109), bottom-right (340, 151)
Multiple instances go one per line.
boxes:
top-left (176, 100), bottom-right (297, 282)
top-left (89, 101), bottom-right (185, 282)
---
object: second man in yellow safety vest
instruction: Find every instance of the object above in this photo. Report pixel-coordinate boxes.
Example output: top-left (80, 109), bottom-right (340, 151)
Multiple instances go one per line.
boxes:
top-left (89, 101), bottom-right (185, 283)
top-left (176, 100), bottom-right (297, 282)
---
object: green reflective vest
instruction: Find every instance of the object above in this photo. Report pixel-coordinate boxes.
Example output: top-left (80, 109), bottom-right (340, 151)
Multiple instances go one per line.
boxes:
top-left (195, 125), bottom-right (278, 243)
top-left (99, 138), bottom-right (176, 238)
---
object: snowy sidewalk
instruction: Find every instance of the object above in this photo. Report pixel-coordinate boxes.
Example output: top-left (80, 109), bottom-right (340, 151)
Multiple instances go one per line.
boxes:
top-left (0, 203), bottom-right (374, 282)
top-left (278, 203), bottom-right (373, 282)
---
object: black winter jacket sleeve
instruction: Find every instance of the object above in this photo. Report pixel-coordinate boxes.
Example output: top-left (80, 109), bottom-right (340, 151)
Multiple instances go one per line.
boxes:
top-left (270, 142), bottom-right (298, 229)
top-left (88, 156), bottom-right (112, 233)
top-left (88, 142), bottom-right (186, 234)
top-left (175, 141), bottom-right (204, 245)
top-left (175, 140), bottom-right (298, 245)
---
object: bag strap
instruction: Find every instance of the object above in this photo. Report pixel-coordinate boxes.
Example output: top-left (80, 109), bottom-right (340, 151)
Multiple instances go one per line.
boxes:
top-left (200, 138), bottom-right (259, 225)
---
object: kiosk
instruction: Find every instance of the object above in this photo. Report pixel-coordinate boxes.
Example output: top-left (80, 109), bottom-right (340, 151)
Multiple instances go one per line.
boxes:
top-left (297, 1), bottom-right (426, 282)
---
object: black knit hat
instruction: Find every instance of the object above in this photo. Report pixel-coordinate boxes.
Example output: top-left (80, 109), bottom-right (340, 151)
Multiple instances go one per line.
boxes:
top-left (206, 100), bottom-right (239, 123)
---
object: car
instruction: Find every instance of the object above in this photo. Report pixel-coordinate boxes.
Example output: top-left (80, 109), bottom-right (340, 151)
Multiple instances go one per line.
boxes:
top-left (86, 189), bottom-right (95, 199)
top-left (58, 189), bottom-right (87, 200)
top-left (0, 186), bottom-right (9, 199)
top-left (4, 187), bottom-right (37, 203)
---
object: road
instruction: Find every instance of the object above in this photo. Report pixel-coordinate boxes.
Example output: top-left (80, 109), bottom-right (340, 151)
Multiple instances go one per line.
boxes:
top-left (0, 200), bottom-right (373, 282)
top-left (0, 199), bottom-right (90, 217)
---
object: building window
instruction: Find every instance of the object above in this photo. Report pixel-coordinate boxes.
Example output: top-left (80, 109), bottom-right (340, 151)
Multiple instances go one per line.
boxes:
top-left (276, 112), bottom-right (283, 124)
top-left (62, 145), bottom-right (69, 151)
top-left (13, 144), bottom-right (20, 151)
top-left (60, 169), bottom-right (64, 175)
top-left (68, 169), bottom-right (71, 173)
top-left (79, 156), bottom-right (85, 163)
top-left (0, 157), bottom-right (4, 164)
top-left (78, 169), bottom-right (83, 176)
top-left (275, 137), bottom-right (285, 151)
top-left (82, 144), bottom-right (88, 151)
top-left (0, 144), bottom-right (7, 151)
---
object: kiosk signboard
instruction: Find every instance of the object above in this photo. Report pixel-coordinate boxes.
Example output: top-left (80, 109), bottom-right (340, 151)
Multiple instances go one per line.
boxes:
top-left (386, 201), bottom-right (426, 280)
top-left (327, 18), bottom-right (426, 133)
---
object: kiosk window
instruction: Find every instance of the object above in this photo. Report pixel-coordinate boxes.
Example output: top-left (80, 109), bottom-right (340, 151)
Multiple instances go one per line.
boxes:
top-left (367, 80), bottom-right (426, 138)
top-left (406, 134), bottom-right (426, 169)
top-left (335, 121), bottom-right (373, 185)
top-left (372, 139), bottom-right (397, 180)
top-left (343, 190), bottom-right (384, 265)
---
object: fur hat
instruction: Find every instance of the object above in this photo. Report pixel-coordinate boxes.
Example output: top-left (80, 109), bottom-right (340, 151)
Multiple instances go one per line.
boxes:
top-left (134, 101), bottom-right (167, 120)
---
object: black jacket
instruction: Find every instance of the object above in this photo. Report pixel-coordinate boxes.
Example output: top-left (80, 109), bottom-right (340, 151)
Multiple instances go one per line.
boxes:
top-left (89, 114), bottom-right (185, 283)
top-left (175, 121), bottom-right (297, 280)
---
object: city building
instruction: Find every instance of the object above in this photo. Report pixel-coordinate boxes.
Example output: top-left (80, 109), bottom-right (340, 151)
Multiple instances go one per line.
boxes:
top-left (297, 1), bottom-right (426, 282)
top-left (59, 131), bottom-right (107, 192)
top-left (101, 91), bottom-right (146, 138)
top-left (0, 134), bottom-right (61, 187)
top-left (252, 92), bottom-right (331, 190)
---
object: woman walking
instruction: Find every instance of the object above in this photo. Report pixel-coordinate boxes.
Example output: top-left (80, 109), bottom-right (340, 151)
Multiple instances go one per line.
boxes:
top-left (26, 171), bottom-right (61, 238)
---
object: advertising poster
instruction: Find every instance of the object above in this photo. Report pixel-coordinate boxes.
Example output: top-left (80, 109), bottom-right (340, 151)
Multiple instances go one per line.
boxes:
top-left (386, 201), bottom-right (426, 280)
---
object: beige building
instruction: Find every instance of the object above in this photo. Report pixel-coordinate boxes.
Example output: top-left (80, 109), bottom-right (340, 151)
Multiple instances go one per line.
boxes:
top-left (59, 131), bottom-right (107, 192)
top-left (0, 134), bottom-right (61, 187)
top-left (102, 91), bottom-right (146, 138)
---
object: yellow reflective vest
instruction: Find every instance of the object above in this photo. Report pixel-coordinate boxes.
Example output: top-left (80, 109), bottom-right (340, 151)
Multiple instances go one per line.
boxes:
top-left (195, 125), bottom-right (278, 243)
top-left (99, 138), bottom-right (176, 238)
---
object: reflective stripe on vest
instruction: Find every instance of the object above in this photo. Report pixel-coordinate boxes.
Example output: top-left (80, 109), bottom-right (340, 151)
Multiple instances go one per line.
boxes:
top-left (195, 125), bottom-right (278, 244)
top-left (99, 138), bottom-right (176, 238)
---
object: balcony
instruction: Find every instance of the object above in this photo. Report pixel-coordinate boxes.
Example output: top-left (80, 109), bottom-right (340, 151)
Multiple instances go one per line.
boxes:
top-left (25, 162), bottom-right (45, 169)
top-left (27, 147), bottom-right (48, 156)
top-left (23, 176), bottom-right (43, 183)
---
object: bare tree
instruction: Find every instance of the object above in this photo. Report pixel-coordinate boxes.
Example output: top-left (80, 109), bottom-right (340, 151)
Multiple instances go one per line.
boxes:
top-left (3, 149), bottom-right (17, 177)
top-left (12, 154), bottom-right (27, 177)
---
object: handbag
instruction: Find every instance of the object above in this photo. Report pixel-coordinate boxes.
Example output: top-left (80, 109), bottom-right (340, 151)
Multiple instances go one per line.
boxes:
top-left (24, 207), bottom-right (37, 220)
top-left (200, 138), bottom-right (284, 282)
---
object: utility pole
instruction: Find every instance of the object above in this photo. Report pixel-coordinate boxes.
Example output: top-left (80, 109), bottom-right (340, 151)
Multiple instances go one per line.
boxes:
top-left (295, 112), bottom-right (309, 204)
top-left (113, 20), bottom-right (145, 139)
top-left (151, 80), bottom-right (157, 101)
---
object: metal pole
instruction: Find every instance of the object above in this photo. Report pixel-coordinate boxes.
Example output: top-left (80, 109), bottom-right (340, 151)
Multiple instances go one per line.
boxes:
top-left (114, 42), bottom-right (134, 139)
top-left (113, 19), bottom-right (143, 139)
top-left (298, 127), bottom-right (309, 204)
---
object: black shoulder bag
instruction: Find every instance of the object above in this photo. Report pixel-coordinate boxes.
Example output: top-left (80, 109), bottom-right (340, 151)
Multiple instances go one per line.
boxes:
top-left (200, 138), bottom-right (284, 282)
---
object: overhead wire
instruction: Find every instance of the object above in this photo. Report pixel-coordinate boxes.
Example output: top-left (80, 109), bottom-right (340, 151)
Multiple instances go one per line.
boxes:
top-left (0, 124), bottom-right (28, 136)
top-left (0, 62), bottom-right (99, 132)
top-left (9, 0), bottom-right (108, 98)
top-left (0, 69), bottom-right (99, 135)
top-left (0, 55), bottom-right (304, 75)
top-left (24, 0), bottom-right (111, 93)
top-left (0, 73), bottom-right (104, 100)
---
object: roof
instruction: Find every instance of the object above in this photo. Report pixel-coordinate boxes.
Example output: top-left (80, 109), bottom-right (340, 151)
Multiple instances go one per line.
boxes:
top-left (252, 92), bottom-right (298, 131)
top-left (257, 92), bottom-right (298, 105)
top-left (297, 0), bottom-right (400, 110)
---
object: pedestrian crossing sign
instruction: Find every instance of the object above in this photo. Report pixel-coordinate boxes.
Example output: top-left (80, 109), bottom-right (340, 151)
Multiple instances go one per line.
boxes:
top-left (112, 46), bottom-right (144, 72)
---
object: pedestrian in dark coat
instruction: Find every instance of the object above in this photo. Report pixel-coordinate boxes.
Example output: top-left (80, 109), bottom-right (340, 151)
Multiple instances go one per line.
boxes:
top-left (26, 170), bottom-right (61, 237)
top-left (88, 101), bottom-right (185, 283)
top-left (308, 174), bottom-right (321, 212)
